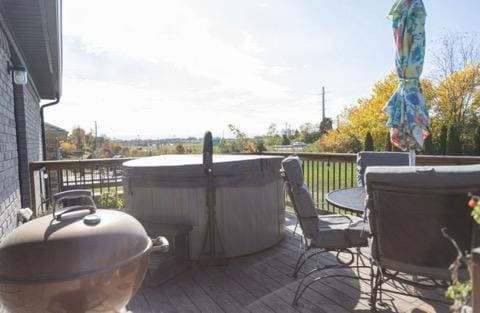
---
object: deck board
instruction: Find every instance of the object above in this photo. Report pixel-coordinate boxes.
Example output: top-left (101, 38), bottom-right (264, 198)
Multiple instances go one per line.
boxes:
top-left (130, 214), bottom-right (451, 313)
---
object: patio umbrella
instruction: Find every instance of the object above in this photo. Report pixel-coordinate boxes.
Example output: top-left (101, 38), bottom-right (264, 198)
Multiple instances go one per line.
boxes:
top-left (199, 131), bottom-right (227, 266)
top-left (384, 0), bottom-right (429, 165)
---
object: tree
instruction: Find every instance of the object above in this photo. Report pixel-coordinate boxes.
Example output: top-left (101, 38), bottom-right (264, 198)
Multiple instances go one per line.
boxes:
top-left (296, 122), bottom-right (322, 144)
top-left (319, 118), bottom-right (333, 136)
top-left (59, 140), bottom-right (76, 157)
top-left (255, 139), bottom-right (266, 153)
top-left (438, 125), bottom-right (448, 155)
top-left (347, 73), bottom-right (398, 146)
top-left (319, 73), bottom-right (402, 152)
top-left (423, 133), bottom-right (435, 155)
top-left (364, 132), bottom-right (374, 151)
top-left (175, 143), bottom-right (186, 154)
top-left (348, 135), bottom-right (362, 153)
top-left (266, 123), bottom-right (278, 137)
top-left (384, 132), bottom-right (392, 151)
top-left (446, 125), bottom-right (462, 155)
top-left (431, 33), bottom-right (480, 79)
top-left (429, 33), bottom-right (480, 150)
top-left (69, 127), bottom-right (86, 154)
top-left (317, 126), bottom-right (362, 153)
top-left (228, 124), bottom-right (256, 152)
top-left (474, 126), bottom-right (480, 155)
top-left (281, 134), bottom-right (291, 145)
top-left (431, 65), bottom-right (480, 136)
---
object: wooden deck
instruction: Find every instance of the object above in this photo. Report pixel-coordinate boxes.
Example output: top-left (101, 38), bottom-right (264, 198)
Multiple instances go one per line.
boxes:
top-left (128, 214), bottom-right (450, 313)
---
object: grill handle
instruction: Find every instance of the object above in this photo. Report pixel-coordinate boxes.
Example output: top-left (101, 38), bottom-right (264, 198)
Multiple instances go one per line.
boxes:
top-left (52, 190), bottom-right (97, 220)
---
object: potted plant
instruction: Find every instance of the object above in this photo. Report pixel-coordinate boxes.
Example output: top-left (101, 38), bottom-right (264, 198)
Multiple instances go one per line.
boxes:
top-left (444, 195), bottom-right (480, 312)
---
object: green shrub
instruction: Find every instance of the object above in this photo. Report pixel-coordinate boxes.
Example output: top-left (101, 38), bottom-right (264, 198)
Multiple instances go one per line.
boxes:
top-left (447, 125), bottom-right (462, 155)
top-left (423, 132), bottom-right (435, 155)
top-left (98, 192), bottom-right (124, 209)
top-left (439, 125), bottom-right (448, 155)
top-left (364, 132), bottom-right (374, 151)
top-left (474, 126), bottom-right (480, 155)
top-left (384, 132), bottom-right (392, 151)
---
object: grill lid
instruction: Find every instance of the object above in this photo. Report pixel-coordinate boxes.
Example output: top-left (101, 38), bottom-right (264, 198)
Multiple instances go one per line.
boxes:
top-left (0, 209), bottom-right (151, 282)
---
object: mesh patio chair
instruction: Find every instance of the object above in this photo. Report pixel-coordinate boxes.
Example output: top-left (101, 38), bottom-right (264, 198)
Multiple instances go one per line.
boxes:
top-left (365, 165), bottom-right (480, 310)
top-left (281, 156), bottom-right (370, 304)
top-left (357, 151), bottom-right (410, 187)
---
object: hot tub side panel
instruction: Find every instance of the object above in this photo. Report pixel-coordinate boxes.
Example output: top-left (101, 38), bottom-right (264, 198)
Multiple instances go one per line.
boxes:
top-left (122, 156), bottom-right (285, 259)
top-left (217, 179), bottom-right (285, 258)
top-left (123, 181), bottom-right (285, 259)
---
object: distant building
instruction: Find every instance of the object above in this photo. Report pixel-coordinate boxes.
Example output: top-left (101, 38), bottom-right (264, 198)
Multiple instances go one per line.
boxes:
top-left (0, 0), bottom-right (62, 242)
top-left (45, 123), bottom-right (68, 160)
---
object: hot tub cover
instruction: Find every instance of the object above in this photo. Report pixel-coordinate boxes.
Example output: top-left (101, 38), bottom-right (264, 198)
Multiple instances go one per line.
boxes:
top-left (123, 154), bottom-right (283, 188)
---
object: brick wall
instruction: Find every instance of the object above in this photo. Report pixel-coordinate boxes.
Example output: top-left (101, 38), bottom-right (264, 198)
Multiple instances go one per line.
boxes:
top-left (0, 28), bottom-right (21, 240)
top-left (14, 83), bottom-right (42, 209)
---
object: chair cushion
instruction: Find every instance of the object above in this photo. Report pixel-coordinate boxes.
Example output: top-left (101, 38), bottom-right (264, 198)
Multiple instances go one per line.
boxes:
top-left (281, 156), bottom-right (304, 186)
top-left (311, 214), bottom-right (369, 249)
top-left (357, 151), bottom-right (410, 186)
top-left (291, 183), bottom-right (318, 219)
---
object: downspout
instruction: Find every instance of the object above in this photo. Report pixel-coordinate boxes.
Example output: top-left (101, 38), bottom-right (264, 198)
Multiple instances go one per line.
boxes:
top-left (40, 94), bottom-right (60, 160)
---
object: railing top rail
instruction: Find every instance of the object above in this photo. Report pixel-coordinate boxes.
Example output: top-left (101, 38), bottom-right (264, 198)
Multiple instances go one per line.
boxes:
top-left (28, 153), bottom-right (480, 171)
top-left (29, 157), bottom-right (135, 170)
top-left (261, 151), bottom-right (480, 165)
top-left (260, 151), bottom-right (357, 162)
top-left (416, 155), bottom-right (480, 165)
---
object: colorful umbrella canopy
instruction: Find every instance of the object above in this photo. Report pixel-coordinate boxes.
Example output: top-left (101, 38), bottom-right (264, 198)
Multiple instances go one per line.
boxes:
top-left (384, 0), bottom-right (429, 151)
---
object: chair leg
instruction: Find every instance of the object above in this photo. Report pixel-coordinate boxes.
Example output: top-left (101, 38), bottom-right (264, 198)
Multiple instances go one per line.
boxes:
top-left (370, 267), bottom-right (380, 312)
top-left (370, 266), bottom-right (389, 311)
top-left (292, 249), bottom-right (309, 278)
top-left (293, 265), bottom-right (342, 304)
top-left (293, 268), bottom-right (363, 305)
top-left (292, 249), bottom-right (330, 278)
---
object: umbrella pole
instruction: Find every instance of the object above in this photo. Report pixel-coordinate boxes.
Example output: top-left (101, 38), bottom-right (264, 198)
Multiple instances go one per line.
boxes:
top-left (199, 131), bottom-right (228, 266)
top-left (409, 149), bottom-right (416, 166)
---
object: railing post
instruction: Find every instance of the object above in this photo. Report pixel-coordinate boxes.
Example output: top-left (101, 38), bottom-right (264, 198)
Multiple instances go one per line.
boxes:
top-left (29, 163), bottom-right (37, 218)
top-left (474, 247), bottom-right (480, 312)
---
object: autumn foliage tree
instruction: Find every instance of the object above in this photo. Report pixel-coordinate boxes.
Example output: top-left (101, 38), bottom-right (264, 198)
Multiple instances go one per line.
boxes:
top-left (318, 73), bottom-right (434, 153)
top-left (317, 33), bottom-right (479, 155)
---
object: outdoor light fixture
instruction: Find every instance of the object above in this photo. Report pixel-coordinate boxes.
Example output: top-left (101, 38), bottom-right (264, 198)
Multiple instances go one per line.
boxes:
top-left (7, 62), bottom-right (28, 85)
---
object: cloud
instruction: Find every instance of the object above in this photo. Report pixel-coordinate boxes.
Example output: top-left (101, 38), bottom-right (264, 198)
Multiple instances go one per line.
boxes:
top-left (63, 0), bottom-right (286, 98)
top-left (53, 0), bottom-right (392, 139)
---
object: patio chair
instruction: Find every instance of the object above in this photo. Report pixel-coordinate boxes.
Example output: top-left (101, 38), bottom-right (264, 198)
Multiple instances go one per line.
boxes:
top-left (357, 151), bottom-right (410, 187)
top-left (281, 156), bottom-right (370, 304)
top-left (365, 165), bottom-right (480, 310)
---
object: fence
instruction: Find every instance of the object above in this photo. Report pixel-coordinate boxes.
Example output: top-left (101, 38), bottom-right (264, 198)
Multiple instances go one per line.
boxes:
top-left (29, 158), bottom-right (132, 216)
top-left (29, 153), bottom-right (480, 217)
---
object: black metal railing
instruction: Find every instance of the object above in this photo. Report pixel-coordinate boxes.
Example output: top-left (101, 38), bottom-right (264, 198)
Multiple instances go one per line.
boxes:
top-left (29, 153), bottom-right (480, 217)
top-left (263, 152), bottom-right (480, 214)
top-left (29, 158), bottom-right (132, 216)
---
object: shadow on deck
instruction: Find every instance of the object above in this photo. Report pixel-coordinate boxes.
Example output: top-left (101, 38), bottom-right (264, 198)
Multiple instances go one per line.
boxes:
top-left (128, 214), bottom-right (450, 313)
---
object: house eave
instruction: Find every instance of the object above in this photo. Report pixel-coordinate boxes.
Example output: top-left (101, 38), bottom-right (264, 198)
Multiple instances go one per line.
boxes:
top-left (0, 0), bottom-right (62, 100)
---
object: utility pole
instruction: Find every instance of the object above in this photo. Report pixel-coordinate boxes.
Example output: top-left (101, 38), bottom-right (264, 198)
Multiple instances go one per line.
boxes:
top-left (322, 86), bottom-right (325, 121)
top-left (93, 121), bottom-right (98, 151)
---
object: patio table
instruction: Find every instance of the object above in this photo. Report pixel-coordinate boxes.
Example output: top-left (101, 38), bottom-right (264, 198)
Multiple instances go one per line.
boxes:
top-left (325, 187), bottom-right (366, 215)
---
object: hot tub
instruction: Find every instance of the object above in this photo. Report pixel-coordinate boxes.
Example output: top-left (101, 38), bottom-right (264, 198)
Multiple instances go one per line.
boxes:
top-left (123, 154), bottom-right (285, 259)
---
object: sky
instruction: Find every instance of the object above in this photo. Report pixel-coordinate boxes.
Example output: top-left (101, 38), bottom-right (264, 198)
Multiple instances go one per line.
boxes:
top-left (45, 0), bottom-right (480, 139)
